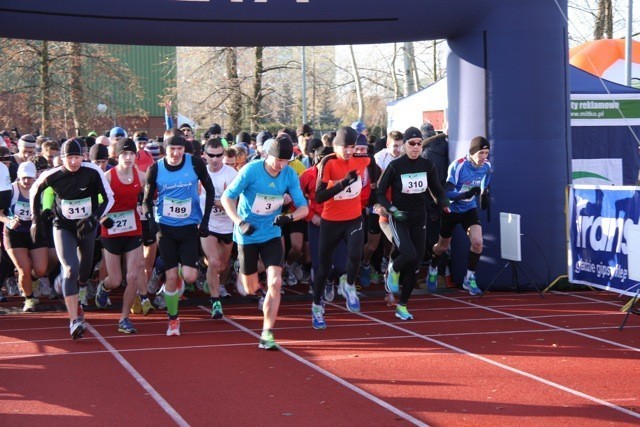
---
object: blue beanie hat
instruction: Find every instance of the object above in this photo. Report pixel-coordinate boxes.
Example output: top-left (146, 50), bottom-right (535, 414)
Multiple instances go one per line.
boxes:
top-left (350, 121), bottom-right (366, 135)
top-left (109, 127), bottom-right (126, 138)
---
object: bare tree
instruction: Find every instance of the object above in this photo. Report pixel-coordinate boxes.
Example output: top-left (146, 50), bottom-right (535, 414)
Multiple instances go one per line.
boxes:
top-left (594, 0), bottom-right (614, 39)
top-left (348, 45), bottom-right (365, 121)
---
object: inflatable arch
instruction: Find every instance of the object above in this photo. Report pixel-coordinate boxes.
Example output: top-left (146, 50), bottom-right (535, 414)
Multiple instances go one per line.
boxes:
top-left (570, 39), bottom-right (640, 87)
top-left (0, 0), bottom-right (570, 288)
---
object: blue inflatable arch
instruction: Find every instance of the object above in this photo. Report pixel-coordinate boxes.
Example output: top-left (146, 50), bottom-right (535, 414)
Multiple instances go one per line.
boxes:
top-left (0, 0), bottom-right (570, 287)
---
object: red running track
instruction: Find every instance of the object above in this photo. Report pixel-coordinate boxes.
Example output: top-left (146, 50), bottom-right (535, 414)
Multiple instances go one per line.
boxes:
top-left (0, 290), bottom-right (638, 426)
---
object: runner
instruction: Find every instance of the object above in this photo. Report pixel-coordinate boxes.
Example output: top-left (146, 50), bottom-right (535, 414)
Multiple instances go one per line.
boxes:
top-left (311, 126), bottom-right (370, 329)
top-left (94, 138), bottom-right (152, 333)
top-left (143, 134), bottom-right (214, 336)
top-left (221, 135), bottom-right (308, 350)
top-left (376, 126), bottom-right (445, 320)
top-left (0, 162), bottom-right (48, 312)
top-left (427, 136), bottom-right (492, 296)
top-left (200, 138), bottom-right (237, 319)
top-left (30, 138), bottom-right (114, 339)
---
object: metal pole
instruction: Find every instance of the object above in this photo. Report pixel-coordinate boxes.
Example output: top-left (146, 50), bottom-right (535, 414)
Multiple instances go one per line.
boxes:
top-left (301, 46), bottom-right (307, 124)
top-left (626, 0), bottom-right (633, 86)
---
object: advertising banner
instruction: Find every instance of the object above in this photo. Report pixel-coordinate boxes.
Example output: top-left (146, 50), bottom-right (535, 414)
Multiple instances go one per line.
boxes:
top-left (568, 185), bottom-right (640, 296)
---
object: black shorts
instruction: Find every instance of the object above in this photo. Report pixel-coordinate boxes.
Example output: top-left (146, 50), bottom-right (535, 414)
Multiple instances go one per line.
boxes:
top-left (141, 220), bottom-right (157, 246)
top-left (101, 235), bottom-right (143, 255)
top-left (282, 219), bottom-right (304, 235)
top-left (440, 209), bottom-right (480, 238)
top-left (4, 229), bottom-right (46, 250)
top-left (366, 211), bottom-right (381, 234)
top-left (157, 223), bottom-right (200, 270)
top-left (207, 230), bottom-right (233, 245)
top-left (238, 237), bottom-right (283, 275)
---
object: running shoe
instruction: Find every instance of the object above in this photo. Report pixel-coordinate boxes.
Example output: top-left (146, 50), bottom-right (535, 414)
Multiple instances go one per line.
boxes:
top-left (284, 266), bottom-right (298, 286)
top-left (141, 298), bottom-right (155, 316)
top-left (166, 318), bottom-right (181, 336)
top-left (219, 283), bottom-right (231, 299)
top-left (323, 280), bottom-right (335, 302)
top-left (147, 269), bottom-right (161, 294)
top-left (395, 304), bottom-right (414, 321)
top-left (380, 256), bottom-right (389, 275)
top-left (32, 280), bottom-right (41, 298)
top-left (95, 282), bottom-right (111, 309)
top-left (370, 271), bottom-right (382, 285)
top-left (258, 330), bottom-right (279, 350)
top-left (185, 282), bottom-right (195, 294)
top-left (211, 300), bottom-right (224, 319)
top-left (292, 262), bottom-right (304, 281)
top-left (340, 279), bottom-right (360, 313)
top-left (130, 295), bottom-right (143, 314)
top-left (359, 262), bottom-right (371, 287)
top-left (385, 262), bottom-right (400, 295)
top-left (38, 278), bottom-right (52, 297)
top-left (463, 274), bottom-right (482, 296)
top-left (78, 286), bottom-right (89, 307)
top-left (70, 318), bottom-right (86, 340)
top-left (23, 298), bottom-right (38, 312)
top-left (6, 277), bottom-right (19, 296)
top-left (54, 273), bottom-right (63, 295)
top-left (154, 293), bottom-right (167, 310)
top-left (118, 318), bottom-right (138, 334)
top-left (258, 295), bottom-right (265, 312)
top-left (427, 266), bottom-right (438, 292)
top-left (300, 270), bottom-right (311, 285)
top-left (311, 302), bottom-right (326, 330)
top-left (85, 280), bottom-right (97, 300)
top-left (196, 269), bottom-right (206, 291)
top-left (235, 274), bottom-right (247, 296)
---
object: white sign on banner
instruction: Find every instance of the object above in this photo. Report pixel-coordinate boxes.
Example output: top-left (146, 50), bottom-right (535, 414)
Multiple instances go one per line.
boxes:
top-left (571, 158), bottom-right (623, 186)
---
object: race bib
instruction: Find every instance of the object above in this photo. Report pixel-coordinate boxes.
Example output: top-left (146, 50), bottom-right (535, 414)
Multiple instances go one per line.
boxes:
top-left (61, 197), bottom-right (92, 220)
top-left (401, 172), bottom-right (427, 194)
top-left (335, 179), bottom-right (362, 200)
top-left (15, 200), bottom-right (31, 221)
top-left (163, 197), bottom-right (191, 218)
top-left (106, 210), bottom-right (137, 235)
top-left (251, 194), bottom-right (283, 215)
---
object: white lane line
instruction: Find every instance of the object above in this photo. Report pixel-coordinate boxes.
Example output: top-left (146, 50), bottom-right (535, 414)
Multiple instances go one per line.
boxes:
top-left (434, 294), bottom-right (640, 352)
top-left (198, 306), bottom-right (428, 427)
top-left (86, 323), bottom-right (189, 427)
top-left (332, 305), bottom-right (640, 420)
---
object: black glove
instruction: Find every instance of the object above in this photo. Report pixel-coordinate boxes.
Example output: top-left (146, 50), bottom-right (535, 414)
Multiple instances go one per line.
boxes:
top-left (145, 211), bottom-right (159, 236)
top-left (480, 188), bottom-right (490, 210)
top-left (198, 222), bottom-right (209, 237)
top-left (238, 221), bottom-right (255, 236)
top-left (100, 217), bottom-right (115, 229)
top-left (340, 170), bottom-right (358, 188)
top-left (76, 216), bottom-right (98, 239)
top-left (463, 187), bottom-right (481, 198)
top-left (41, 209), bottom-right (55, 228)
top-left (273, 213), bottom-right (293, 226)
top-left (388, 206), bottom-right (407, 221)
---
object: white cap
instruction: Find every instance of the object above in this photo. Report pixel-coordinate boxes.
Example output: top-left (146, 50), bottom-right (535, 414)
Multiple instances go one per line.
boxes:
top-left (17, 161), bottom-right (37, 179)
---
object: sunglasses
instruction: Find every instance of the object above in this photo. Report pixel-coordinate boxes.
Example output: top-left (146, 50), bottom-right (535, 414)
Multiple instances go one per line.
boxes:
top-left (205, 152), bottom-right (224, 158)
top-left (406, 140), bottom-right (421, 147)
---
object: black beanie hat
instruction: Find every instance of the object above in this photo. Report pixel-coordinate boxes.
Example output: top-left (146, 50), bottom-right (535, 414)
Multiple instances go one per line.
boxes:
top-left (115, 137), bottom-right (138, 157)
top-left (469, 136), bottom-right (490, 155)
top-left (256, 131), bottom-right (273, 145)
top-left (404, 126), bottom-right (422, 141)
top-left (268, 134), bottom-right (294, 160)
top-left (333, 126), bottom-right (357, 147)
top-left (61, 138), bottom-right (84, 157)
top-left (89, 143), bottom-right (109, 161)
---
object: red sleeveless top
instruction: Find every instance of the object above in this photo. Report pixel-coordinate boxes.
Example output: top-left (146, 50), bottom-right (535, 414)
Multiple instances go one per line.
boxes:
top-left (101, 168), bottom-right (143, 238)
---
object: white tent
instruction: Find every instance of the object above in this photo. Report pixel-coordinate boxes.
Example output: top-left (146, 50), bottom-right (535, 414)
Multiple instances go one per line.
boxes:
top-left (386, 77), bottom-right (448, 133)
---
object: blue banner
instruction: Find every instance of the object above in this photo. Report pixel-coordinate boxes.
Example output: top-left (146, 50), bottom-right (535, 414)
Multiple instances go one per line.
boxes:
top-left (568, 185), bottom-right (640, 296)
